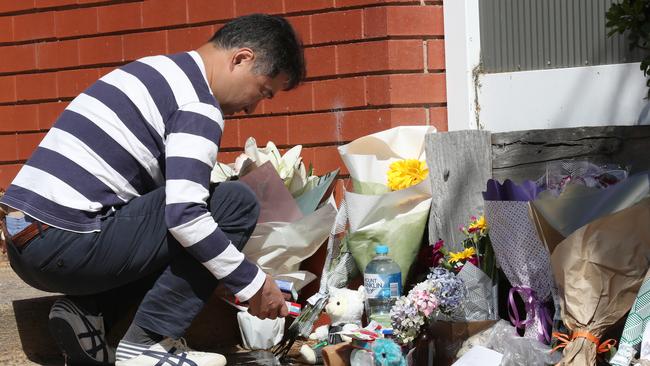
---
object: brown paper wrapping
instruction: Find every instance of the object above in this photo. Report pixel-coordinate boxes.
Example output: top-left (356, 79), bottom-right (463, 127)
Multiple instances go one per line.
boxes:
top-left (421, 320), bottom-right (497, 366)
top-left (321, 343), bottom-right (353, 366)
top-left (549, 198), bottom-right (650, 365)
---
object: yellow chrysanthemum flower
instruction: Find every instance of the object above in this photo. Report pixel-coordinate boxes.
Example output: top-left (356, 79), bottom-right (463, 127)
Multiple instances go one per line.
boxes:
top-left (448, 247), bottom-right (476, 264)
top-left (468, 215), bottom-right (487, 233)
top-left (387, 159), bottom-right (429, 191)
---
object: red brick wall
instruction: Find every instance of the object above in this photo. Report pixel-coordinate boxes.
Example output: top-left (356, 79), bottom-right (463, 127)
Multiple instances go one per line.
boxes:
top-left (0, 0), bottom-right (446, 192)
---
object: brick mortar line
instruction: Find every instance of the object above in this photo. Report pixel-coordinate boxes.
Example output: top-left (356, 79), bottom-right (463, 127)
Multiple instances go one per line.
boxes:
top-left (0, 63), bottom-right (445, 83)
top-left (219, 140), bottom-right (352, 153)
top-left (0, 1), bottom-right (438, 22)
top-left (0, 160), bottom-right (26, 165)
top-left (229, 103), bottom-right (448, 120)
top-left (0, 3), bottom-right (444, 47)
top-left (0, 62), bottom-right (129, 78)
top-left (304, 35), bottom-right (445, 49)
top-left (0, 0), bottom-right (139, 17)
top-left (305, 69), bottom-right (446, 83)
top-left (0, 96), bottom-right (446, 110)
top-left (422, 40), bottom-right (429, 74)
top-left (287, 1), bottom-right (425, 16)
top-left (305, 35), bottom-right (445, 49)
top-left (0, 97), bottom-right (74, 107)
top-left (0, 130), bottom-right (49, 136)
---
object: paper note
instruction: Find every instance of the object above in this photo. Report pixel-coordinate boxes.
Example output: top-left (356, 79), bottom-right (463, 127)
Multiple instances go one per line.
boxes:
top-left (452, 346), bottom-right (503, 366)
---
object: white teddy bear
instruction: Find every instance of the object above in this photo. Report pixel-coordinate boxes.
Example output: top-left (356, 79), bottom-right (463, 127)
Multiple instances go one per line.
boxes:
top-left (299, 286), bottom-right (366, 364)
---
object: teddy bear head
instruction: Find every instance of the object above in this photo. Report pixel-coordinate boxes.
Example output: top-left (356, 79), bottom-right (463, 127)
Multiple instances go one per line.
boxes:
top-left (325, 285), bottom-right (366, 326)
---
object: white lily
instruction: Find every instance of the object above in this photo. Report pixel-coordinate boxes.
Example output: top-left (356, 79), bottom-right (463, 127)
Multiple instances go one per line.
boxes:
top-left (210, 162), bottom-right (235, 183)
top-left (242, 137), bottom-right (306, 188)
top-left (210, 137), bottom-right (314, 193)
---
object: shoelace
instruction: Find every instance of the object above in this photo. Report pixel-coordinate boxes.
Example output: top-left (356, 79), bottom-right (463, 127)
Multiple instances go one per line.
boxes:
top-left (168, 337), bottom-right (193, 354)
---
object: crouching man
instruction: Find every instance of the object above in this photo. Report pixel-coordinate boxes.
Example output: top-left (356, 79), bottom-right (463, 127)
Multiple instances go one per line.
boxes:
top-left (0, 13), bottom-right (305, 366)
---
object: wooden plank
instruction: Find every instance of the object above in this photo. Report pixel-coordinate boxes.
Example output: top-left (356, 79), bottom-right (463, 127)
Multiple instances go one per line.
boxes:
top-left (425, 130), bottom-right (492, 250)
top-left (491, 125), bottom-right (650, 183)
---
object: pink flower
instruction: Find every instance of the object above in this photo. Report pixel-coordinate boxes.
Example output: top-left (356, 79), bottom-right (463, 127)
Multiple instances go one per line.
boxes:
top-left (413, 290), bottom-right (438, 317)
top-left (433, 239), bottom-right (444, 252)
top-left (468, 255), bottom-right (479, 266)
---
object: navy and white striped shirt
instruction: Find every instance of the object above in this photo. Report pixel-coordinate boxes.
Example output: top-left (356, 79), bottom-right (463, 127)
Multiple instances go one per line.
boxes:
top-left (1, 51), bottom-right (265, 301)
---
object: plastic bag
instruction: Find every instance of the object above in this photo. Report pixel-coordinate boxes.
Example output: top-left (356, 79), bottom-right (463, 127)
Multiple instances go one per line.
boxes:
top-left (484, 320), bottom-right (560, 366)
top-left (537, 160), bottom-right (628, 196)
top-left (237, 311), bottom-right (285, 350)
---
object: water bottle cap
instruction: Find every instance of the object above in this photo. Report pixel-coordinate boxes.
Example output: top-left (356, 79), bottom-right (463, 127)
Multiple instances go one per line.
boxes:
top-left (375, 245), bottom-right (388, 254)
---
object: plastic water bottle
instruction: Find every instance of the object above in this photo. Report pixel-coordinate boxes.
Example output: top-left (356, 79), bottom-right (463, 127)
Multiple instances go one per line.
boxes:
top-left (364, 245), bottom-right (402, 329)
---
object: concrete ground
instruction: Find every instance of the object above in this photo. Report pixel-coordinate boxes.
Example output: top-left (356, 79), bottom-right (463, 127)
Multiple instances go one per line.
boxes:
top-left (0, 258), bottom-right (306, 365)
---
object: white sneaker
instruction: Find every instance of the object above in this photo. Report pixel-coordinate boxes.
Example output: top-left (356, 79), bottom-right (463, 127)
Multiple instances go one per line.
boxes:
top-left (48, 298), bottom-right (114, 365)
top-left (115, 338), bottom-right (227, 366)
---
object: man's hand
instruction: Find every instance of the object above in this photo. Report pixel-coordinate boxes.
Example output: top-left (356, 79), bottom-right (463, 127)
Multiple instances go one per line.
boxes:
top-left (248, 274), bottom-right (289, 320)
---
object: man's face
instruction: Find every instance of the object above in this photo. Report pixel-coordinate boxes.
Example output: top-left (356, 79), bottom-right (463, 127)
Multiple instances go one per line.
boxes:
top-left (218, 53), bottom-right (289, 116)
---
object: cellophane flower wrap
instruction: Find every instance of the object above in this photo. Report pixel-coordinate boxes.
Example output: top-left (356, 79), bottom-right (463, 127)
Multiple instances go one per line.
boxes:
top-left (338, 126), bottom-right (436, 285)
top-left (532, 171), bottom-right (650, 366)
top-left (483, 179), bottom-right (555, 344)
top-left (210, 137), bottom-right (338, 284)
top-left (550, 198), bottom-right (650, 365)
top-left (420, 216), bottom-right (498, 321)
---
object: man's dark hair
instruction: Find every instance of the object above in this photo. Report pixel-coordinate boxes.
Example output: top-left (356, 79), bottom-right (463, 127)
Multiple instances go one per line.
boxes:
top-left (210, 14), bottom-right (306, 90)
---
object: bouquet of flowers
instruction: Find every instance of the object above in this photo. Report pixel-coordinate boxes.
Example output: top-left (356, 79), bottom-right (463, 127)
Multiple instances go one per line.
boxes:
top-left (530, 170), bottom-right (650, 365)
top-left (339, 126), bottom-right (436, 285)
top-left (390, 267), bottom-right (466, 345)
top-left (211, 136), bottom-right (339, 289)
top-left (419, 215), bottom-right (498, 322)
top-left (483, 179), bottom-right (555, 344)
top-left (458, 215), bottom-right (495, 280)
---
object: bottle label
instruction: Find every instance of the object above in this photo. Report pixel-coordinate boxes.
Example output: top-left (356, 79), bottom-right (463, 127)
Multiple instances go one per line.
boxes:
top-left (364, 272), bottom-right (402, 299)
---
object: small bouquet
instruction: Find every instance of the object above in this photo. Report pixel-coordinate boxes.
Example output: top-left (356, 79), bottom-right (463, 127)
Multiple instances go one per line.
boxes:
top-left (457, 215), bottom-right (495, 280)
top-left (419, 215), bottom-right (498, 323)
top-left (390, 267), bottom-right (466, 345)
top-left (420, 216), bottom-right (492, 274)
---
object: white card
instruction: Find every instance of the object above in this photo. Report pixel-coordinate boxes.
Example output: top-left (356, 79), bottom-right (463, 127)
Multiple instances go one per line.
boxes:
top-left (452, 346), bottom-right (503, 366)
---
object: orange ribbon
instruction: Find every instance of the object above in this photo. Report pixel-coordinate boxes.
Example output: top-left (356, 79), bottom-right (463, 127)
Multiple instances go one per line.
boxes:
top-left (551, 331), bottom-right (616, 355)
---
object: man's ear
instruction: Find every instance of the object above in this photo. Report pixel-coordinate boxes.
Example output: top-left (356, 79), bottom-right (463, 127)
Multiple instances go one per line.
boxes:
top-left (232, 48), bottom-right (255, 68)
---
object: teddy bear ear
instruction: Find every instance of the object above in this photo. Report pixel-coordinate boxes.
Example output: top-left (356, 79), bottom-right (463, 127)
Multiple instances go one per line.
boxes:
top-left (327, 285), bottom-right (337, 295)
top-left (357, 285), bottom-right (366, 297)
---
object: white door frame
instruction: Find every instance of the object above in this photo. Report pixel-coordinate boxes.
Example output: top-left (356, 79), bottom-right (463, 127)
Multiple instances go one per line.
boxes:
top-left (443, 0), bottom-right (482, 131)
top-left (443, 0), bottom-right (649, 132)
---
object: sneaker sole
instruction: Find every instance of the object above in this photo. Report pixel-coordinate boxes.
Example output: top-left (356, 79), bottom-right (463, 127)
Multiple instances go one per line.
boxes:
top-left (49, 317), bottom-right (113, 366)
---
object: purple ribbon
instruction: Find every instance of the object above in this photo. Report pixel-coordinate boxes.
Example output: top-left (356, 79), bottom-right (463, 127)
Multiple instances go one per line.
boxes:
top-left (507, 286), bottom-right (553, 344)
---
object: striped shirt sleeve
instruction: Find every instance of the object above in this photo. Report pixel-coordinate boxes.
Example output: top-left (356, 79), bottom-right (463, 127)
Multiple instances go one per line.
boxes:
top-left (164, 102), bottom-right (265, 301)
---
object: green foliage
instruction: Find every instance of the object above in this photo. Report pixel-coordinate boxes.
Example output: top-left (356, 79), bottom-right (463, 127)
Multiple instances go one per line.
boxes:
top-left (606, 0), bottom-right (650, 98)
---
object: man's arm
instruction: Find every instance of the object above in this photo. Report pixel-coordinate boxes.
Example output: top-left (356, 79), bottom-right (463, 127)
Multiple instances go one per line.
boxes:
top-left (164, 103), bottom-right (286, 318)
